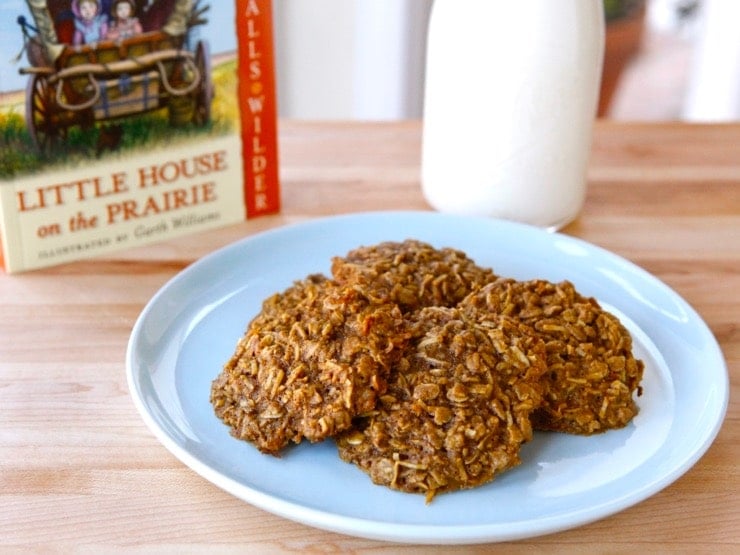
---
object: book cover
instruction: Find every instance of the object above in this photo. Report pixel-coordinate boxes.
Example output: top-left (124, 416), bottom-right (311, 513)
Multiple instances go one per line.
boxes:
top-left (0, 0), bottom-right (279, 273)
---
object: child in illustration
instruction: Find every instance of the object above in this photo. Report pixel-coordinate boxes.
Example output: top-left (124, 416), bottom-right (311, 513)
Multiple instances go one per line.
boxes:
top-left (106, 0), bottom-right (143, 41)
top-left (72, 0), bottom-right (108, 45)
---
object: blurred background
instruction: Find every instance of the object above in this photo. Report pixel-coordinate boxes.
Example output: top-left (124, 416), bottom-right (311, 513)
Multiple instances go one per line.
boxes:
top-left (274, 0), bottom-right (740, 121)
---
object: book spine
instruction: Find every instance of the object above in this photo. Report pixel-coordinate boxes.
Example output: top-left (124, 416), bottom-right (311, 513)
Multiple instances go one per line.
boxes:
top-left (236, 0), bottom-right (281, 217)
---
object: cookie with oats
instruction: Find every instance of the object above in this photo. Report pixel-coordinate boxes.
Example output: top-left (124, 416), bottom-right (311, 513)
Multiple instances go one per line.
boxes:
top-left (335, 306), bottom-right (546, 502)
top-left (331, 239), bottom-right (496, 312)
top-left (460, 278), bottom-right (644, 435)
top-left (210, 274), bottom-right (409, 454)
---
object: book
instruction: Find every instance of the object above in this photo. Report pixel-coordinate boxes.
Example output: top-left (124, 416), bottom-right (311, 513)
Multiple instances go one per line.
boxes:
top-left (0, 0), bottom-right (279, 273)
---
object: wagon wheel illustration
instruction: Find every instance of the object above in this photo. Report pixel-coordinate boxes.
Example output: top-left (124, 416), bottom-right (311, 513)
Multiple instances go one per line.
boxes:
top-left (25, 74), bottom-right (64, 153)
top-left (192, 40), bottom-right (213, 126)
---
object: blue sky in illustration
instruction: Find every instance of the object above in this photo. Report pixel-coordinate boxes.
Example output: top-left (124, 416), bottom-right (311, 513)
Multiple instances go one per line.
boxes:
top-left (0, 0), bottom-right (237, 93)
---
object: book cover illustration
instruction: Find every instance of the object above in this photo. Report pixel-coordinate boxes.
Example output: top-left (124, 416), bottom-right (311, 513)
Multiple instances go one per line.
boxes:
top-left (0, 0), bottom-right (279, 273)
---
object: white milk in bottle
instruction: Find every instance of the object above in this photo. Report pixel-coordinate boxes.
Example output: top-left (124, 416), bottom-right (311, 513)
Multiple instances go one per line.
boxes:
top-left (421, 0), bottom-right (605, 230)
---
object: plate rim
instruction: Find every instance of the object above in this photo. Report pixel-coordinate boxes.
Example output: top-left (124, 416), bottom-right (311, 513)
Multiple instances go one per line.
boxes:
top-left (126, 210), bottom-right (729, 544)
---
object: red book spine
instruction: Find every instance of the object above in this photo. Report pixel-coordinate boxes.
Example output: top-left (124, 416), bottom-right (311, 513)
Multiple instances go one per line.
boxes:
top-left (236, 0), bottom-right (281, 217)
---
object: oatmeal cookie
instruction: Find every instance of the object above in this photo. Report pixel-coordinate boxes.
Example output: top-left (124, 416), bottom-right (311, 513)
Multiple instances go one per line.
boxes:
top-left (461, 278), bottom-right (644, 435)
top-left (331, 239), bottom-right (496, 312)
top-left (210, 274), bottom-right (409, 454)
top-left (335, 306), bottom-right (546, 502)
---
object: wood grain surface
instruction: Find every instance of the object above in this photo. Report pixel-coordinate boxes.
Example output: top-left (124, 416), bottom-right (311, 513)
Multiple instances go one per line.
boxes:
top-left (1, 120), bottom-right (738, 553)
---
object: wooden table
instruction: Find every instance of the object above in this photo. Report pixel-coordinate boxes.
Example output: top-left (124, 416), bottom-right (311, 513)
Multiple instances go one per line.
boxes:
top-left (2, 121), bottom-right (738, 552)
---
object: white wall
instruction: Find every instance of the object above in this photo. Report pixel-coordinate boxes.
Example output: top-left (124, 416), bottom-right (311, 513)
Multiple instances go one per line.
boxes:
top-left (682, 0), bottom-right (740, 121)
top-left (274, 0), bottom-right (432, 120)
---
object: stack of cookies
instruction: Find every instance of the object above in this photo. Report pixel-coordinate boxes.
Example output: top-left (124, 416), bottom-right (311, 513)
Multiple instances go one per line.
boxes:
top-left (211, 240), bottom-right (644, 502)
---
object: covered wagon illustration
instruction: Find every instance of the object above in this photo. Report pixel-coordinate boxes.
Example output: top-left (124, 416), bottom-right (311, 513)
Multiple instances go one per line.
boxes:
top-left (16, 0), bottom-right (212, 153)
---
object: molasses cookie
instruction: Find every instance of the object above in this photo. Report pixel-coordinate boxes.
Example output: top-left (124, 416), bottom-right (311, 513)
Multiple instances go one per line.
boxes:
top-left (211, 274), bottom-right (409, 454)
top-left (461, 278), bottom-right (644, 435)
top-left (336, 306), bottom-right (546, 501)
top-left (331, 239), bottom-right (496, 312)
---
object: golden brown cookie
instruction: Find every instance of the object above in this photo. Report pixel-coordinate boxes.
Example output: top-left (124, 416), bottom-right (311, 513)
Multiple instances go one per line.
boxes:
top-left (460, 278), bottom-right (644, 435)
top-left (335, 306), bottom-right (546, 502)
top-left (210, 274), bottom-right (410, 454)
top-left (331, 239), bottom-right (496, 312)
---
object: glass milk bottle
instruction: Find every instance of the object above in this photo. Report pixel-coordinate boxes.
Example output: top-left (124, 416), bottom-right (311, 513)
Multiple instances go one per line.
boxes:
top-left (421, 0), bottom-right (605, 230)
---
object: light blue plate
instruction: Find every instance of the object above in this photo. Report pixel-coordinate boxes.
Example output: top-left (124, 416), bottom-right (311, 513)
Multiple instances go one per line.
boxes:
top-left (126, 211), bottom-right (728, 544)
